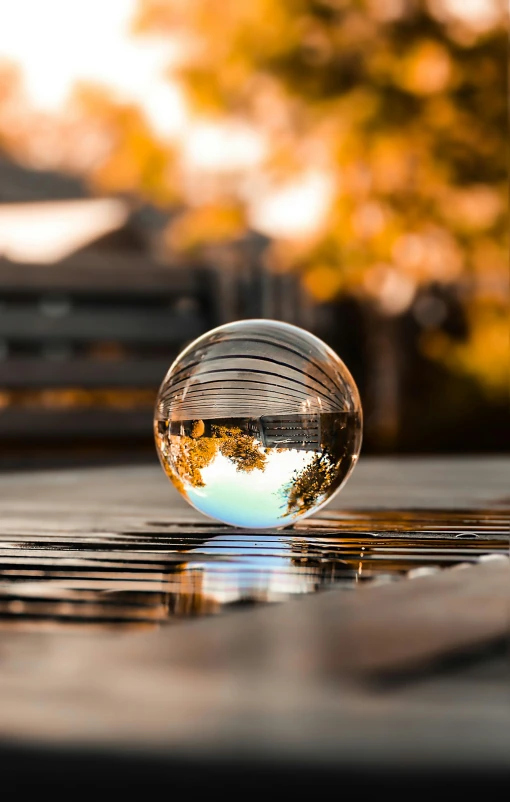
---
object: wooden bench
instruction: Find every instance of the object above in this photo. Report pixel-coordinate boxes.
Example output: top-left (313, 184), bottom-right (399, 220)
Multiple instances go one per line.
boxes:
top-left (0, 243), bottom-right (309, 453)
top-left (0, 253), bottom-right (214, 445)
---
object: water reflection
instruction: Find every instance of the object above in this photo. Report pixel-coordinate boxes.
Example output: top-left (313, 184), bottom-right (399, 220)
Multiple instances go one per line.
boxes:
top-left (0, 510), bottom-right (506, 632)
top-left (184, 533), bottom-right (340, 604)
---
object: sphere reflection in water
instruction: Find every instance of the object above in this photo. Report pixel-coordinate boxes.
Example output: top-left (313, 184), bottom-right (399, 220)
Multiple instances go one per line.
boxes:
top-left (154, 319), bottom-right (362, 529)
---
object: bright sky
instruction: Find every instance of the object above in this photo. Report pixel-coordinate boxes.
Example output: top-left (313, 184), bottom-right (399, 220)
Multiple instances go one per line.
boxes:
top-left (248, 170), bottom-right (335, 240)
top-left (0, 0), bottom-right (498, 112)
top-left (0, 0), bottom-right (292, 236)
top-left (431, 0), bottom-right (504, 30)
top-left (0, 0), bottom-right (187, 137)
top-left (188, 449), bottom-right (313, 529)
top-left (0, 0), bottom-right (502, 247)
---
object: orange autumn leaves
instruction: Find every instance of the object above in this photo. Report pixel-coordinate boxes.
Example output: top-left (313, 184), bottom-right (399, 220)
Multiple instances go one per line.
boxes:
top-left (171, 421), bottom-right (267, 488)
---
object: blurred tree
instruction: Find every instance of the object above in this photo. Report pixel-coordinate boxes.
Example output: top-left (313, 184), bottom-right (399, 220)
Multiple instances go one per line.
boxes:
top-left (133, 0), bottom-right (507, 408)
top-left (1, 1), bottom-right (505, 452)
top-left (212, 423), bottom-right (267, 472)
top-left (0, 62), bottom-right (24, 153)
top-left (282, 451), bottom-right (336, 516)
top-left (281, 412), bottom-right (356, 514)
top-left (173, 434), bottom-right (219, 487)
top-left (71, 85), bottom-right (179, 205)
top-left (169, 422), bottom-right (267, 487)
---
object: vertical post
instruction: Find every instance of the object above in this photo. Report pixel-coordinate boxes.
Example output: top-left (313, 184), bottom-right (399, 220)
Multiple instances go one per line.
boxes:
top-left (362, 304), bottom-right (401, 451)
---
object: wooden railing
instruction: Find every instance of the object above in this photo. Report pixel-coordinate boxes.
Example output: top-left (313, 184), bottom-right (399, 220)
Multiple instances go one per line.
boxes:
top-left (0, 249), bottom-right (310, 450)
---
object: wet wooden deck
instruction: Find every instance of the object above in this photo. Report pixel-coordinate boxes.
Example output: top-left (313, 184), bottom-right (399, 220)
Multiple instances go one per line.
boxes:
top-left (0, 456), bottom-right (509, 791)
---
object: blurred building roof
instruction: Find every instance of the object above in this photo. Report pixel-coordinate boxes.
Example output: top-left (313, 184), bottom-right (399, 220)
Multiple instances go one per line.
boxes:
top-left (0, 198), bottom-right (131, 263)
top-left (0, 155), bottom-right (175, 263)
top-left (0, 156), bottom-right (89, 204)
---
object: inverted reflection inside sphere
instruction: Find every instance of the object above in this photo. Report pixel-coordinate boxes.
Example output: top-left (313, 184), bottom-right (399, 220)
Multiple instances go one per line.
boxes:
top-left (154, 320), bottom-right (362, 529)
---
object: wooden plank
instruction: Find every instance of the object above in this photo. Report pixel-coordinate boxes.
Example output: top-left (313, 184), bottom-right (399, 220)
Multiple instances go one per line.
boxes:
top-left (0, 560), bottom-right (507, 779)
top-left (0, 458), bottom-right (508, 513)
top-left (107, 558), bottom-right (509, 680)
top-left (0, 307), bottom-right (203, 342)
top-left (0, 408), bottom-right (153, 439)
top-left (1, 358), bottom-right (172, 388)
top-left (0, 460), bottom-right (507, 778)
top-left (0, 256), bottom-right (204, 295)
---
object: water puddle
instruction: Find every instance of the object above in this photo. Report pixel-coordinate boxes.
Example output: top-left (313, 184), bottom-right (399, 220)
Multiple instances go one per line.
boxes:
top-left (0, 509), bottom-right (507, 631)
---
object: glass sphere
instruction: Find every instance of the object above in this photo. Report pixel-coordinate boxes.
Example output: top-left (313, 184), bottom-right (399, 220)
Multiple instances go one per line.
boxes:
top-left (154, 319), bottom-right (362, 529)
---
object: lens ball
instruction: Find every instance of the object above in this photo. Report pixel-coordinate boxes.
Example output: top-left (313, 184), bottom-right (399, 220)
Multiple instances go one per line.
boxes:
top-left (154, 319), bottom-right (362, 529)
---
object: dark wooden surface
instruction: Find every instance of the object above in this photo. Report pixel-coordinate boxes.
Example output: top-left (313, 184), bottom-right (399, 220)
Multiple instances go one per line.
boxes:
top-left (0, 456), bottom-right (508, 790)
top-left (0, 252), bottom-right (311, 453)
top-left (1, 454), bottom-right (507, 513)
top-left (0, 257), bottom-right (209, 448)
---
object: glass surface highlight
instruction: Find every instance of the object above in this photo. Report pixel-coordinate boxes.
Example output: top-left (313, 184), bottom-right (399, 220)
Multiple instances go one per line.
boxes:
top-left (154, 319), bottom-right (362, 528)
